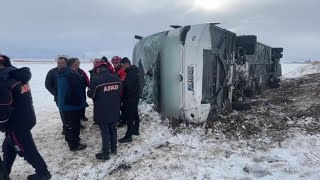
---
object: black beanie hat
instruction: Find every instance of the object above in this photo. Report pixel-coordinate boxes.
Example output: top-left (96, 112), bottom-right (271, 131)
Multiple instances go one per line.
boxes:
top-left (101, 56), bottom-right (108, 62)
top-left (67, 58), bottom-right (79, 67)
top-left (120, 57), bottom-right (131, 65)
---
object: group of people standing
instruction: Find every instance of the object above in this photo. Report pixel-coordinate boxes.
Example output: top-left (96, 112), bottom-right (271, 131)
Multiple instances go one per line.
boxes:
top-left (45, 57), bottom-right (89, 151)
top-left (45, 55), bottom-right (141, 160)
top-left (0, 53), bottom-right (140, 180)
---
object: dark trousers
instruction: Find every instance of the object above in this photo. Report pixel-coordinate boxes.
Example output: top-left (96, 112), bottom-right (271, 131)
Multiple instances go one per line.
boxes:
top-left (56, 102), bottom-right (66, 131)
top-left (93, 102), bottom-right (98, 124)
top-left (0, 157), bottom-right (10, 180)
top-left (93, 114), bottom-right (98, 124)
top-left (63, 110), bottom-right (81, 149)
top-left (123, 101), bottom-right (140, 137)
top-left (99, 122), bottom-right (117, 154)
top-left (118, 105), bottom-right (125, 124)
top-left (80, 108), bottom-right (86, 118)
top-left (2, 130), bottom-right (49, 176)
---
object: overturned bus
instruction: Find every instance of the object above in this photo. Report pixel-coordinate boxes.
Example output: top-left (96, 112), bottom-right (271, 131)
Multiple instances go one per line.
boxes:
top-left (132, 23), bottom-right (283, 124)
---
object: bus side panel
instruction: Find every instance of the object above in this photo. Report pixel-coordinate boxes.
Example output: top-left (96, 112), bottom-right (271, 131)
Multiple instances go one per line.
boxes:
top-left (160, 36), bottom-right (184, 119)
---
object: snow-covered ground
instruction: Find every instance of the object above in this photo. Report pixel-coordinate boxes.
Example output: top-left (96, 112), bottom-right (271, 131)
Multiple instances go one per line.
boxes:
top-left (1, 62), bottom-right (319, 180)
top-left (281, 63), bottom-right (320, 78)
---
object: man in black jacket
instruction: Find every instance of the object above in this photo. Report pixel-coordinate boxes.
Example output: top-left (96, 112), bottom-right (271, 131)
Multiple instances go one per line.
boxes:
top-left (87, 61), bottom-right (121, 160)
top-left (75, 59), bottom-right (90, 122)
top-left (45, 56), bottom-right (67, 134)
top-left (118, 57), bottom-right (140, 143)
top-left (0, 55), bottom-right (51, 180)
top-left (0, 55), bottom-right (14, 180)
top-left (57, 58), bottom-right (88, 151)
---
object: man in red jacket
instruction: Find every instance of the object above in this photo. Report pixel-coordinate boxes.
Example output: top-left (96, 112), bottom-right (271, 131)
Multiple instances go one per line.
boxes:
top-left (101, 56), bottom-right (115, 74)
top-left (111, 56), bottom-right (127, 81)
top-left (111, 56), bottom-right (127, 127)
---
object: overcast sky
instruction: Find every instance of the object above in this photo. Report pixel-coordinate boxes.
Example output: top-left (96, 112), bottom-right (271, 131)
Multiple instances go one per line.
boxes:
top-left (1, 0), bottom-right (319, 62)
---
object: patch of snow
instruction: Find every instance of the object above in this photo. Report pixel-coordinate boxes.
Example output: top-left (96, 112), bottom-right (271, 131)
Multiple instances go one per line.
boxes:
top-left (282, 63), bottom-right (320, 78)
top-left (0, 62), bottom-right (319, 179)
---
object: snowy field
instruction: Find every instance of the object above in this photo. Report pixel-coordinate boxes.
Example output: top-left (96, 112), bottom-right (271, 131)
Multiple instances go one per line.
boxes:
top-left (281, 63), bottom-right (320, 78)
top-left (0, 62), bottom-right (320, 180)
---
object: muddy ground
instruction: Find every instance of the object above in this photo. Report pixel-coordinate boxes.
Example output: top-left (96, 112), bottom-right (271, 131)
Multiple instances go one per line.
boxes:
top-left (172, 73), bottom-right (320, 145)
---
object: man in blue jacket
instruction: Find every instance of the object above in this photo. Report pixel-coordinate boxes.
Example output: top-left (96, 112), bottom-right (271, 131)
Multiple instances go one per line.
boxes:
top-left (57, 58), bottom-right (87, 151)
top-left (0, 55), bottom-right (51, 180)
top-left (87, 61), bottom-right (121, 160)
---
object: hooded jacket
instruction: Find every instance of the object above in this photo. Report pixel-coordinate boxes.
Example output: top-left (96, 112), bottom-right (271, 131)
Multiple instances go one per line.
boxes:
top-left (0, 67), bottom-right (36, 131)
top-left (0, 67), bottom-right (16, 128)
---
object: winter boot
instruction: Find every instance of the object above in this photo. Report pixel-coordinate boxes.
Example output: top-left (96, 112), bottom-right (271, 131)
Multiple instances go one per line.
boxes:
top-left (132, 130), bottom-right (140, 136)
top-left (27, 173), bottom-right (51, 180)
top-left (117, 121), bottom-right (126, 128)
top-left (118, 136), bottom-right (132, 143)
top-left (96, 152), bottom-right (110, 160)
top-left (111, 150), bottom-right (117, 156)
top-left (70, 144), bottom-right (87, 152)
top-left (80, 124), bottom-right (86, 129)
top-left (80, 116), bottom-right (88, 121)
